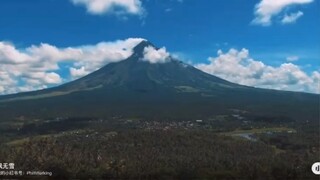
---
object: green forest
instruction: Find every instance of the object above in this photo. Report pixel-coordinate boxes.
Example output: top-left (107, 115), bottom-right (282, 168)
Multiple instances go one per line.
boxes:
top-left (0, 115), bottom-right (319, 179)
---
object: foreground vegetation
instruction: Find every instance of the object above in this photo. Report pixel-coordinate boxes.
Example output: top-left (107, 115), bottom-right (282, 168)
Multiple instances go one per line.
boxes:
top-left (0, 115), bottom-right (319, 179)
top-left (0, 129), bottom-right (318, 179)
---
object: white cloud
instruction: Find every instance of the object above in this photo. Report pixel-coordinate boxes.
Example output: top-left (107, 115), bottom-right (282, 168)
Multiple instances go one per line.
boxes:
top-left (196, 48), bottom-right (319, 93)
top-left (286, 55), bottom-right (299, 61)
top-left (0, 38), bottom-right (144, 95)
top-left (281, 11), bottom-right (304, 24)
top-left (0, 42), bottom-right (29, 64)
top-left (70, 66), bottom-right (90, 78)
top-left (44, 72), bottom-right (63, 84)
top-left (71, 0), bottom-right (144, 16)
top-left (1, 38), bottom-right (318, 95)
top-left (252, 0), bottom-right (313, 26)
top-left (142, 46), bottom-right (170, 64)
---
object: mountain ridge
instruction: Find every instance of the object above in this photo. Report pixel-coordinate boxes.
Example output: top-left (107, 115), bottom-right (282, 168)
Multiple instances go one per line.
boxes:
top-left (0, 40), bottom-right (318, 122)
top-left (0, 40), bottom-right (245, 101)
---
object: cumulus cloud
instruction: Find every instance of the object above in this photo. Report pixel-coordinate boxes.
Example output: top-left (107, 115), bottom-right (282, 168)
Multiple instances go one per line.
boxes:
top-left (43, 72), bottom-right (63, 84)
top-left (1, 38), bottom-right (318, 95)
top-left (196, 48), bottom-right (319, 93)
top-left (0, 42), bottom-right (30, 64)
top-left (70, 66), bottom-right (90, 78)
top-left (0, 38), bottom-right (144, 95)
top-left (252, 0), bottom-right (313, 26)
top-left (142, 46), bottom-right (170, 64)
top-left (71, 0), bottom-right (144, 16)
top-left (281, 11), bottom-right (304, 24)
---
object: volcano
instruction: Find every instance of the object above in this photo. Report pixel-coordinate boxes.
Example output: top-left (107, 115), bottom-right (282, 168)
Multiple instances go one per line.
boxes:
top-left (0, 40), bottom-right (318, 121)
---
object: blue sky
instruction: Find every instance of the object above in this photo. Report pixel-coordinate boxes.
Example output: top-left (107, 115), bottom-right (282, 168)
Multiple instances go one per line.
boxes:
top-left (0, 0), bottom-right (319, 94)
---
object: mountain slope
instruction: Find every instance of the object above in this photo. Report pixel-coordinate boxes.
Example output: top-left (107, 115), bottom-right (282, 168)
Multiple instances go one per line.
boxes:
top-left (0, 41), bottom-right (318, 121)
